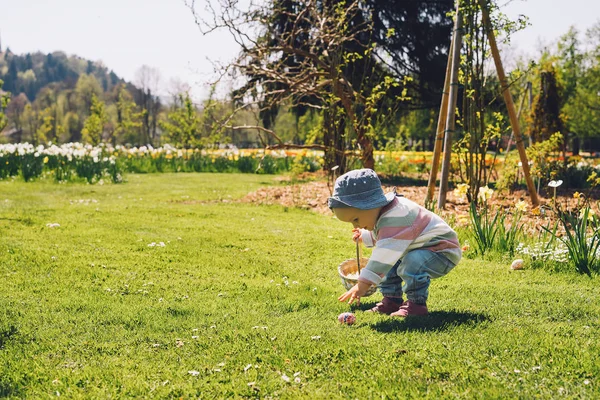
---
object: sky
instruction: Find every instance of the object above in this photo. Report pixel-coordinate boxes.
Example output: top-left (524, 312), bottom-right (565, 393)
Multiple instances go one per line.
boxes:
top-left (1, 0), bottom-right (599, 101)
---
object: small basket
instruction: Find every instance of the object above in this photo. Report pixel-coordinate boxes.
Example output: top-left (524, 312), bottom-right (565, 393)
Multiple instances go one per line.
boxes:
top-left (337, 257), bottom-right (378, 297)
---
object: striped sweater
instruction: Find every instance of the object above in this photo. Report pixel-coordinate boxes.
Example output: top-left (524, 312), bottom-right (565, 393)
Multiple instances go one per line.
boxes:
top-left (358, 196), bottom-right (462, 285)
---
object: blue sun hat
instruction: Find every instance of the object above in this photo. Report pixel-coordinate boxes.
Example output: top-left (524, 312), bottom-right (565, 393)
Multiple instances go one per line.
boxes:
top-left (328, 168), bottom-right (396, 210)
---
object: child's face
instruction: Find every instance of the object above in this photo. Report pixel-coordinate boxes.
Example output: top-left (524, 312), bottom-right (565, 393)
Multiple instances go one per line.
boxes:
top-left (333, 206), bottom-right (381, 231)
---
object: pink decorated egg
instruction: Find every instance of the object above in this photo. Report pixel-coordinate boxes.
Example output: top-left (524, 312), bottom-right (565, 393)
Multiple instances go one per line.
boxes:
top-left (338, 312), bottom-right (356, 325)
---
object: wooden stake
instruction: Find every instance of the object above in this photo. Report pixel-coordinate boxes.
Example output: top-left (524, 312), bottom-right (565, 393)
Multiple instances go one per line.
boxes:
top-left (437, 1), bottom-right (463, 210)
top-left (505, 86), bottom-right (527, 154)
top-left (479, 0), bottom-right (539, 206)
top-left (425, 39), bottom-right (453, 206)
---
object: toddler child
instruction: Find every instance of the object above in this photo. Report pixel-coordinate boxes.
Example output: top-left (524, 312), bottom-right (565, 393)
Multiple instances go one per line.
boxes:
top-left (328, 168), bottom-right (461, 317)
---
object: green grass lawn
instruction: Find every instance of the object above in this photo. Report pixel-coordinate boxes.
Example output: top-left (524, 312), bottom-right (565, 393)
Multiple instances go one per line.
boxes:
top-left (1, 173), bottom-right (598, 399)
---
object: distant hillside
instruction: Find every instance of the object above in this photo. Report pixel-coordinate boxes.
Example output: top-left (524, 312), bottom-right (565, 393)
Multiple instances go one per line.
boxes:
top-left (0, 47), bottom-right (125, 102)
top-left (0, 46), bottom-right (164, 146)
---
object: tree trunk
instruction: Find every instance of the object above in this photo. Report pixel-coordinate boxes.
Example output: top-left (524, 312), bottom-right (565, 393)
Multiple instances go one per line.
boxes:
top-left (333, 83), bottom-right (375, 171)
top-left (572, 136), bottom-right (580, 156)
top-left (323, 106), bottom-right (347, 173)
top-left (357, 129), bottom-right (375, 170)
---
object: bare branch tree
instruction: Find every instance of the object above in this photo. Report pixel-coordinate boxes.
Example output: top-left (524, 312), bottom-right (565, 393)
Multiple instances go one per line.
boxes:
top-left (134, 65), bottom-right (162, 145)
top-left (189, 0), bottom-right (409, 171)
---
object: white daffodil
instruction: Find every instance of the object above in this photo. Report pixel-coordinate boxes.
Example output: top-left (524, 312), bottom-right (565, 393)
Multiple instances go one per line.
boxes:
top-left (478, 186), bottom-right (494, 202)
top-left (548, 180), bottom-right (563, 208)
top-left (579, 208), bottom-right (596, 221)
top-left (548, 180), bottom-right (563, 188)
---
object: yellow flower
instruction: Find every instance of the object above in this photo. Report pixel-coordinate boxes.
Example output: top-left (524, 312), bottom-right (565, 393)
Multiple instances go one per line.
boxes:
top-left (531, 207), bottom-right (541, 216)
top-left (457, 216), bottom-right (470, 226)
top-left (573, 192), bottom-right (583, 199)
top-left (43, 156), bottom-right (49, 164)
top-left (453, 183), bottom-right (469, 199)
top-left (515, 200), bottom-right (528, 213)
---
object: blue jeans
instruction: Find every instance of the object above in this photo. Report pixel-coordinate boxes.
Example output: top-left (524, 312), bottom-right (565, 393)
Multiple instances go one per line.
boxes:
top-left (378, 249), bottom-right (456, 305)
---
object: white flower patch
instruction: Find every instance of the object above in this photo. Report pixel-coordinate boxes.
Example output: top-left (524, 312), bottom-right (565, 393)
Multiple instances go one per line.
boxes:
top-left (147, 242), bottom-right (166, 247)
top-left (46, 223), bottom-right (61, 228)
top-left (517, 235), bottom-right (600, 263)
top-left (516, 242), bottom-right (570, 263)
top-left (188, 370), bottom-right (200, 376)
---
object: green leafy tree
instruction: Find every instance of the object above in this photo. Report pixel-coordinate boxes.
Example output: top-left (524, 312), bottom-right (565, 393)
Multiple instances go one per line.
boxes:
top-left (35, 87), bottom-right (64, 143)
top-left (0, 79), bottom-right (10, 133)
top-left (114, 85), bottom-right (144, 145)
top-left (6, 93), bottom-right (29, 141)
top-left (159, 92), bottom-right (201, 148)
top-left (36, 107), bottom-right (54, 145)
top-left (22, 104), bottom-right (40, 144)
top-left (528, 66), bottom-right (565, 157)
top-left (81, 93), bottom-right (107, 145)
top-left (75, 73), bottom-right (103, 117)
top-left (561, 23), bottom-right (600, 141)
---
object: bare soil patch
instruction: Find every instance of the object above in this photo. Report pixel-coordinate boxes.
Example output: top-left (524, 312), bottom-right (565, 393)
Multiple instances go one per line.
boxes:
top-left (239, 174), bottom-right (596, 235)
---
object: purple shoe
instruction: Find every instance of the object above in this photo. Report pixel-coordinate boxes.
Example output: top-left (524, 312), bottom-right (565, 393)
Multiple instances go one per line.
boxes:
top-left (366, 297), bottom-right (403, 314)
top-left (390, 301), bottom-right (428, 317)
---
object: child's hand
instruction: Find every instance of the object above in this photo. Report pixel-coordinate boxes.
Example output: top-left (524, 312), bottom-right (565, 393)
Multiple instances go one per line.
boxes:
top-left (338, 281), bottom-right (371, 305)
top-left (352, 228), bottom-right (362, 243)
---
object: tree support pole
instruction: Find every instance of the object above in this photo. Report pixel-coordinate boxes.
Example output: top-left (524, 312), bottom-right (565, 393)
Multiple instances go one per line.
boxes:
top-left (505, 85), bottom-right (527, 154)
top-left (425, 39), bottom-right (453, 206)
top-left (437, 0), bottom-right (463, 210)
top-left (479, 0), bottom-right (539, 206)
